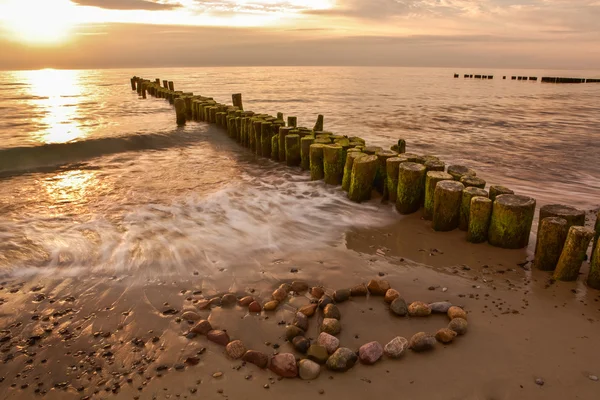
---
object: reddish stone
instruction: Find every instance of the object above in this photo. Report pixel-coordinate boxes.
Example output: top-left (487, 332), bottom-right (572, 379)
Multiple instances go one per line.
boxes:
top-left (207, 330), bottom-right (230, 346)
top-left (242, 350), bottom-right (269, 369)
top-left (248, 301), bottom-right (262, 313)
top-left (269, 353), bottom-right (298, 378)
top-left (191, 320), bottom-right (212, 335)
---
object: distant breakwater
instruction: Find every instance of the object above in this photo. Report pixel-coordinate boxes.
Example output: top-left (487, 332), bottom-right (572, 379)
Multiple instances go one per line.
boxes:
top-left (455, 73), bottom-right (600, 83)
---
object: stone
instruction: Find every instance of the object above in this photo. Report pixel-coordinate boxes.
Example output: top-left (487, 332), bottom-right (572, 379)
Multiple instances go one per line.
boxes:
top-left (307, 345), bottom-right (329, 364)
top-left (350, 284), bottom-right (368, 296)
top-left (263, 301), bottom-right (279, 311)
top-left (383, 337), bottom-right (409, 358)
top-left (272, 288), bottom-right (288, 302)
top-left (292, 336), bottom-right (311, 354)
top-left (311, 287), bottom-right (325, 299)
top-left (435, 328), bottom-right (457, 344)
top-left (448, 318), bottom-right (468, 335)
top-left (429, 301), bottom-right (453, 314)
top-left (367, 279), bottom-right (390, 295)
top-left (269, 353), bottom-right (298, 378)
top-left (326, 348), bottom-right (358, 372)
top-left (323, 304), bottom-right (341, 320)
top-left (358, 342), bottom-right (383, 365)
top-left (182, 311), bottom-right (201, 322)
top-left (196, 300), bottom-right (210, 310)
top-left (221, 294), bottom-right (237, 307)
top-left (279, 283), bottom-right (292, 292)
top-left (191, 320), bottom-right (212, 335)
top-left (207, 330), bottom-right (230, 346)
top-left (408, 301), bottom-right (432, 317)
top-left (448, 306), bottom-right (468, 320)
top-left (286, 325), bottom-right (305, 342)
top-left (209, 297), bottom-right (221, 307)
top-left (409, 332), bottom-right (436, 352)
top-left (298, 359), bottom-right (321, 380)
top-left (242, 350), bottom-right (269, 369)
top-left (318, 296), bottom-right (333, 309)
top-left (225, 340), bottom-right (246, 359)
top-left (293, 312), bottom-right (309, 331)
top-left (238, 296), bottom-right (254, 307)
top-left (384, 289), bottom-right (400, 303)
top-left (317, 332), bottom-right (340, 354)
top-left (320, 318), bottom-right (341, 335)
top-left (333, 289), bottom-right (351, 303)
top-left (299, 304), bottom-right (318, 317)
top-left (390, 297), bottom-right (408, 316)
top-left (291, 281), bottom-right (309, 293)
top-left (248, 301), bottom-right (262, 313)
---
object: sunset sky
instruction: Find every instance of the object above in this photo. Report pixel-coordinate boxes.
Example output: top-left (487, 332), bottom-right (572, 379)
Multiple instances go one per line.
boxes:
top-left (1, 0), bottom-right (599, 69)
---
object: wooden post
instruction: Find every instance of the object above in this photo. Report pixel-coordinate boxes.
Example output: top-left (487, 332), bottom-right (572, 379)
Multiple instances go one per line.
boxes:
top-left (432, 180), bottom-right (464, 231)
top-left (592, 210), bottom-right (600, 261)
top-left (459, 187), bottom-right (488, 231)
top-left (553, 226), bottom-right (595, 281)
top-left (261, 122), bottom-right (273, 157)
top-left (313, 115), bottom-right (324, 132)
top-left (168, 81), bottom-right (174, 91)
top-left (174, 98), bottom-right (186, 126)
top-left (396, 162), bottom-right (426, 214)
top-left (386, 157), bottom-right (408, 203)
top-left (588, 237), bottom-right (600, 289)
top-left (534, 217), bottom-right (568, 271)
top-left (323, 145), bottom-right (344, 185)
top-left (423, 171), bottom-right (453, 220)
top-left (278, 126), bottom-right (293, 162)
top-left (130, 78), bottom-right (136, 91)
top-left (343, 152), bottom-right (366, 192)
top-left (285, 134), bottom-right (301, 166)
top-left (287, 116), bottom-right (297, 128)
top-left (537, 204), bottom-right (585, 237)
top-left (447, 165), bottom-right (475, 181)
top-left (232, 93), bottom-right (243, 111)
top-left (488, 194), bottom-right (536, 249)
top-left (489, 185), bottom-right (514, 201)
top-left (467, 197), bottom-right (493, 243)
top-left (348, 155), bottom-right (378, 202)
top-left (300, 137), bottom-right (315, 170)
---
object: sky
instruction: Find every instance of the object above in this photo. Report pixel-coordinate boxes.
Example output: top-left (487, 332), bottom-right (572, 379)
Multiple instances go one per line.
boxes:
top-left (0, 0), bottom-right (599, 69)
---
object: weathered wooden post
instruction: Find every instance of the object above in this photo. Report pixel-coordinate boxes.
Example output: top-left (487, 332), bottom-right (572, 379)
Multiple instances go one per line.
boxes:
top-left (130, 78), bottom-right (136, 91)
top-left (323, 145), bottom-right (344, 185)
top-left (424, 160), bottom-right (445, 172)
top-left (313, 115), bottom-right (324, 132)
top-left (174, 98), bottom-right (186, 126)
top-left (141, 82), bottom-right (147, 99)
top-left (467, 197), bottom-right (493, 243)
top-left (537, 204), bottom-right (585, 236)
top-left (385, 157), bottom-right (406, 203)
top-left (396, 162), bottom-right (426, 214)
top-left (423, 171), bottom-right (453, 220)
top-left (589, 239), bottom-right (600, 289)
top-left (261, 122), bottom-right (273, 157)
top-left (253, 120), bottom-right (263, 154)
top-left (447, 165), bottom-right (475, 181)
top-left (163, 80), bottom-right (168, 88)
top-left (489, 185), bottom-right (514, 201)
top-left (391, 139), bottom-right (406, 154)
top-left (459, 187), bottom-right (488, 231)
top-left (232, 93), bottom-right (243, 111)
top-left (271, 135), bottom-right (279, 161)
top-left (343, 152), bottom-right (366, 192)
top-left (432, 181), bottom-right (464, 231)
top-left (285, 134), bottom-right (301, 166)
top-left (300, 137), bottom-right (315, 170)
top-left (592, 210), bottom-right (600, 260)
top-left (488, 195), bottom-right (536, 249)
top-left (278, 126), bottom-right (293, 162)
top-left (168, 81), bottom-right (174, 91)
top-left (348, 155), bottom-right (378, 202)
top-left (310, 144), bottom-right (325, 180)
top-left (287, 116), bottom-right (297, 128)
top-left (553, 226), bottom-right (595, 281)
top-left (460, 176), bottom-right (486, 189)
top-left (534, 217), bottom-right (568, 271)
top-left (375, 151), bottom-right (397, 197)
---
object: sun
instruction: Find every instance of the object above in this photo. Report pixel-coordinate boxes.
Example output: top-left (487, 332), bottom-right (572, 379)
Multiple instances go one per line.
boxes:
top-left (0, 0), bottom-right (75, 45)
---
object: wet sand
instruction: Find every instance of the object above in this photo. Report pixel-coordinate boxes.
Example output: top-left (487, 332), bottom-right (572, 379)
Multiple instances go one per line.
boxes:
top-left (1, 214), bottom-right (599, 400)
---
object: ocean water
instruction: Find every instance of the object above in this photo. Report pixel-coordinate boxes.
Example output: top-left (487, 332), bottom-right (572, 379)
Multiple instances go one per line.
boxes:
top-left (0, 67), bottom-right (599, 276)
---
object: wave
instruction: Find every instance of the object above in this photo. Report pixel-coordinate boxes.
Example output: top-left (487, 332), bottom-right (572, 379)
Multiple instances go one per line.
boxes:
top-left (0, 129), bottom-right (205, 178)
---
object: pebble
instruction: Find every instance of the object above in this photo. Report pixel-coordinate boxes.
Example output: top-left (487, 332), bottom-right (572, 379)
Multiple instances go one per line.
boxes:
top-left (272, 288), bottom-right (288, 302)
top-left (390, 297), bottom-right (408, 316)
top-left (384, 289), bottom-right (400, 303)
top-left (291, 281), bottom-right (309, 293)
top-left (279, 283), bottom-right (292, 292)
top-left (213, 372), bottom-right (223, 378)
top-left (535, 378), bottom-right (544, 386)
top-left (196, 300), bottom-right (210, 310)
top-left (299, 304), bottom-right (318, 317)
top-left (383, 337), bottom-right (409, 358)
top-left (238, 296), bottom-right (254, 307)
top-left (292, 336), bottom-right (311, 354)
top-left (248, 301), bottom-right (262, 313)
top-left (448, 318), bottom-right (468, 335)
top-left (298, 359), bottom-right (321, 380)
top-left (286, 325), bottom-right (305, 341)
top-left (367, 279), bottom-right (391, 295)
top-left (326, 348), bottom-right (358, 372)
top-left (191, 320), bottom-right (212, 335)
top-left (408, 301), bottom-right (432, 317)
top-left (185, 356), bottom-right (200, 366)
top-left (269, 353), bottom-right (298, 378)
top-left (358, 341), bottom-right (383, 365)
top-left (317, 332), bottom-right (340, 354)
top-left (263, 301), bottom-right (279, 311)
top-left (209, 297), bottom-right (221, 307)
top-left (320, 318), bottom-right (341, 335)
top-left (311, 287), bottom-right (325, 299)
top-left (225, 340), bottom-right (247, 359)
top-left (429, 301), bottom-right (453, 314)
top-left (221, 294), bottom-right (237, 307)
top-left (435, 328), bottom-right (457, 344)
top-left (318, 296), bottom-right (333, 309)
top-left (293, 312), bottom-right (309, 331)
top-left (323, 304), bottom-right (341, 320)
top-left (307, 345), bottom-right (329, 364)
top-left (409, 332), bottom-right (436, 352)
top-left (350, 284), bottom-right (368, 296)
top-left (589, 375), bottom-right (598, 381)
top-left (448, 306), bottom-right (468, 320)
top-left (333, 289), bottom-right (351, 303)
top-left (242, 350), bottom-right (269, 369)
top-left (207, 330), bottom-right (230, 346)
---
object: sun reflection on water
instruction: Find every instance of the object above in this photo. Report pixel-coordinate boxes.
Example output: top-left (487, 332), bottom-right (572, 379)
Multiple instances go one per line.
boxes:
top-left (42, 170), bottom-right (103, 211)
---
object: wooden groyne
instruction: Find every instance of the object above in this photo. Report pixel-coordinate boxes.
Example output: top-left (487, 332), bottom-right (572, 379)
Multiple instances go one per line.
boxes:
top-left (457, 74), bottom-right (599, 83)
top-left (129, 76), bottom-right (600, 289)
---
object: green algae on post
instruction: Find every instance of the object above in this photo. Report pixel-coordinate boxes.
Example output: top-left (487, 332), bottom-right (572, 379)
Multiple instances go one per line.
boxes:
top-left (537, 204), bottom-right (585, 236)
top-left (593, 210), bottom-right (600, 262)
top-left (309, 144), bottom-right (326, 181)
top-left (348, 155), bottom-right (378, 203)
top-left (489, 185), bottom-right (514, 201)
top-left (279, 126), bottom-right (294, 162)
top-left (534, 217), bottom-right (568, 271)
top-left (447, 165), bottom-right (476, 181)
top-left (271, 136), bottom-right (279, 161)
top-left (467, 197), bottom-right (493, 243)
top-left (168, 81), bottom-right (174, 91)
top-left (261, 122), bottom-right (273, 158)
top-left (386, 157), bottom-right (408, 203)
top-left (174, 98), bottom-right (186, 126)
top-left (313, 114), bottom-right (324, 132)
top-left (432, 180), bottom-right (464, 231)
top-left (253, 120), bottom-right (263, 155)
top-left (460, 176), bottom-right (486, 189)
top-left (232, 93), bottom-right (243, 111)
top-left (396, 162), bottom-right (427, 214)
top-left (459, 187), bottom-right (488, 231)
top-left (301, 137), bottom-right (315, 170)
top-left (374, 151), bottom-right (398, 198)
top-left (588, 239), bottom-right (600, 289)
top-left (488, 194), bottom-right (536, 249)
top-left (553, 226), bottom-right (595, 281)
top-left (323, 145), bottom-right (344, 185)
top-left (363, 146), bottom-right (383, 156)
top-left (423, 171), bottom-right (452, 220)
top-left (424, 160), bottom-right (445, 172)
top-left (287, 116), bottom-right (297, 128)
top-left (285, 134), bottom-right (301, 166)
top-left (343, 152), bottom-right (366, 192)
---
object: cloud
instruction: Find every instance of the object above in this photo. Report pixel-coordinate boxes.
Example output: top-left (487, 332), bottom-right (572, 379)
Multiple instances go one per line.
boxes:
top-left (72, 0), bottom-right (182, 11)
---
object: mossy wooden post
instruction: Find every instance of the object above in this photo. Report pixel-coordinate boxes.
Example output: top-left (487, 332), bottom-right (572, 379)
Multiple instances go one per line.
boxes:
top-left (423, 171), bottom-right (453, 220)
top-left (287, 116), bottom-right (297, 128)
top-left (447, 165), bottom-right (476, 181)
top-left (348, 155), bottom-right (378, 202)
top-left (301, 137), bottom-right (315, 170)
top-left (489, 185), bottom-right (514, 201)
top-left (588, 238), bottom-right (600, 289)
top-left (168, 81), bottom-right (174, 91)
top-left (323, 145), bottom-right (344, 185)
top-left (534, 217), bottom-right (568, 271)
top-left (278, 126), bottom-right (293, 162)
top-left (467, 197), bottom-right (493, 243)
top-left (232, 93), bottom-right (243, 111)
top-left (459, 187), bottom-right (488, 231)
top-left (141, 83), bottom-right (147, 99)
top-left (396, 139), bottom-right (406, 154)
top-left (162, 80), bottom-right (168, 89)
top-left (432, 181), bottom-right (464, 231)
top-left (285, 134), bottom-right (301, 166)
top-left (313, 114), bottom-right (324, 132)
top-left (425, 160), bottom-right (445, 172)
top-left (460, 176), bottom-right (486, 189)
top-left (488, 194), bottom-right (536, 249)
top-left (553, 226), bottom-right (595, 281)
top-left (310, 144), bottom-right (325, 180)
top-left (130, 78), bottom-right (136, 91)
top-left (592, 210), bottom-right (600, 262)
top-left (386, 157), bottom-right (407, 203)
top-left (271, 136), bottom-right (279, 161)
top-left (537, 204), bottom-right (585, 236)
top-left (363, 146), bottom-right (383, 156)
top-left (253, 120), bottom-right (263, 155)
top-left (261, 122), bottom-right (273, 157)
top-left (396, 162), bottom-right (426, 214)
top-left (174, 98), bottom-right (186, 126)
top-left (375, 151), bottom-right (397, 198)
top-left (343, 152), bottom-right (366, 191)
